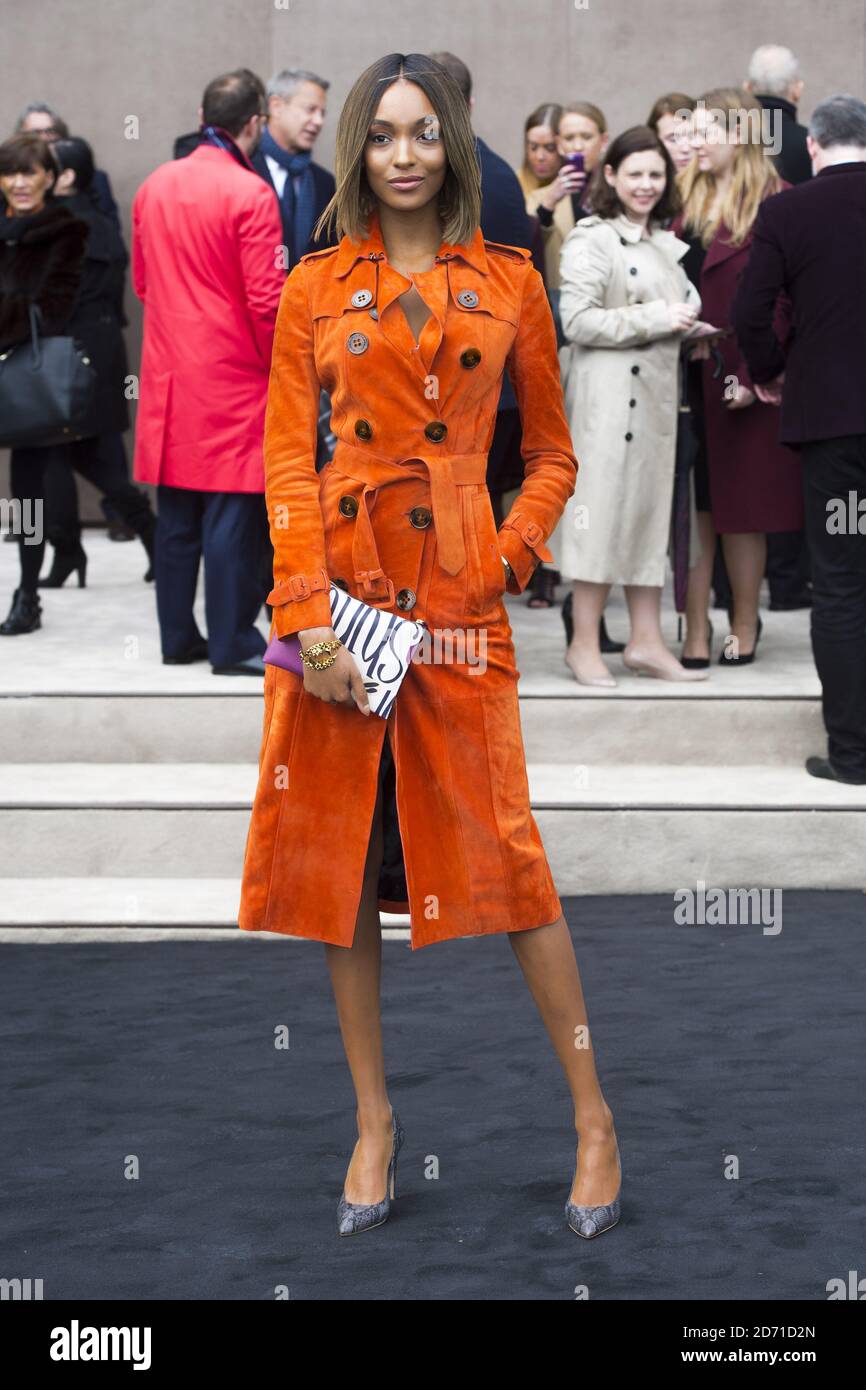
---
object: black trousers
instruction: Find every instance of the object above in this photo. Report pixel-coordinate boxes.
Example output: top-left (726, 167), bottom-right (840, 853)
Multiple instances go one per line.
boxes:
top-left (801, 434), bottom-right (866, 778)
top-left (41, 433), bottom-right (153, 549)
top-left (155, 484), bottom-right (267, 668)
top-left (9, 437), bottom-right (152, 592)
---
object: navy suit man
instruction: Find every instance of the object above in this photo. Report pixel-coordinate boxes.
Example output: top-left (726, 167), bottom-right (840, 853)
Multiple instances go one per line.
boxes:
top-left (251, 69), bottom-right (337, 269)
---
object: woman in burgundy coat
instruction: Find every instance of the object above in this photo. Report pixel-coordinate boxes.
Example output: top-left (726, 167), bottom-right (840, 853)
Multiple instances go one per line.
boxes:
top-left (674, 88), bottom-right (804, 667)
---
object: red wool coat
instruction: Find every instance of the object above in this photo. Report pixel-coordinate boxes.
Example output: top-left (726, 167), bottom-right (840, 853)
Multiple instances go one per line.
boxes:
top-left (131, 144), bottom-right (285, 493)
top-left (237, 208), bottom-right (578, 949)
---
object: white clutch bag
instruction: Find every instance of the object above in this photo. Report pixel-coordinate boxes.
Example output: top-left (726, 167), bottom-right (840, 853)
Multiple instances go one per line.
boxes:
top-left (264, 583), bottom-right (428, 719)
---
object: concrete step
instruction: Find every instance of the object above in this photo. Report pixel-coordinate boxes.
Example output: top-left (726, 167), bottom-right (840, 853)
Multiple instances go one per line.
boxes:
top-left (0, 878), bottom-right (410, 935)
top-left (0, 692), bottom-right (825, 765)
top-left (1, 763), bottom-right (863, 891)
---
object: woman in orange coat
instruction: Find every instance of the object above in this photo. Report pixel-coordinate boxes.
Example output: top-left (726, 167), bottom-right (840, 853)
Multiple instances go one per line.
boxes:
top-left (238, 53), bottom-right (622, 1241)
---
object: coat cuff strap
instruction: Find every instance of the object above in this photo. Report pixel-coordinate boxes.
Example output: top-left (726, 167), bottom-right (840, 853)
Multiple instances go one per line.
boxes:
top-left (267, 568), bottom-right (333, 636)
top-left (497, 514), bottom-right (554, 593)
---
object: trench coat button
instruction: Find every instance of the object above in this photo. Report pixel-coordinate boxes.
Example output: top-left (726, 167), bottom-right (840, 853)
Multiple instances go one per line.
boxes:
top-left (351, 289), bottom-right (373, 308)
top-left (396, 587), bottom-right (417, 610)
top-left (625, 432), bottom-right (633, 442)
top-left (620, 236), bottom-right (627, 245)
top-left (629, 398), bottom-right (637, 407)
top-left (460, 346), bottom-right (482, 369)
top-left (456, 289), bottom-right (479, 308)
top-left (424, 420), bottom-right (447, 442)
top-left (338, 495), bottom-right (359, 518)
top-left (409, 505), bottom-right (432, 529)
top-left (355, 418), bottom-right (373, 440)
top-left (332, 576), bottom-right (349, 590)
top-left (369, 307), bottom-right (379, 320)
top-left (629, 266), bottom-right (638, 276)
top-left (347, 331), bottom-right (369, 355)
top-left (631, 365), bottom-right (640, 375)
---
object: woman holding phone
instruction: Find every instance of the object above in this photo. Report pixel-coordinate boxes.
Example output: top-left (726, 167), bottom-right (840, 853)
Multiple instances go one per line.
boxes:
top-left (238, 54), bottom-right (623, 1242)
top-left (525, 102), bottom-right (610, 292)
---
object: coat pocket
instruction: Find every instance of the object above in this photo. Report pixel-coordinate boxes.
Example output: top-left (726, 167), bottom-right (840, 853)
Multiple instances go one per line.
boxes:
top-left (467, 486), bottom-right (507, 620)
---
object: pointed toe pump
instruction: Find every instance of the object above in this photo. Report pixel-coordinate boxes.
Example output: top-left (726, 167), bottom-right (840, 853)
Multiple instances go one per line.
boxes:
top-left (719, 613), bottom-right (763, 666)
top-left (337, 1109), bottom-right (404, 1236)
top-left (565, 1142), bottom-right (622, 1240)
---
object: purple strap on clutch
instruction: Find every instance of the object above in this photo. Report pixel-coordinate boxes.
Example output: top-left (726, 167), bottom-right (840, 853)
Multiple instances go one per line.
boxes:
top-left (263, 630), bottom-right (304, 675)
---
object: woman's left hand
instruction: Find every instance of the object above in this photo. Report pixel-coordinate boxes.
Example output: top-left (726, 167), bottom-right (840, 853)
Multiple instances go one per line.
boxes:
top-left (725, 383), bottom-right (756, 411)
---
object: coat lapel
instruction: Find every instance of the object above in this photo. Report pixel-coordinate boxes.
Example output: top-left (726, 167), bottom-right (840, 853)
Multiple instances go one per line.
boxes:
top-left (331, 208), bottom-right (488, 380)
top-left (703, 219), bottom-right (750, 273)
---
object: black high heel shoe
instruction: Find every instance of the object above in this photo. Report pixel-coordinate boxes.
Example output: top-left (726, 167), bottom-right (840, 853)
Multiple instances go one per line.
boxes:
top-left (681, 618), bottom-right (714, 670)
top-left (37, 543), bottom-right (87, 589)
top-left (719, 611), bottom-right (763, 666)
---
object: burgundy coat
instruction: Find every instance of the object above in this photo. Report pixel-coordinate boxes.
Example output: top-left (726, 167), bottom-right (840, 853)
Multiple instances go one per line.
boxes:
top-left (675, 200), bottom-right (804, 534)
top-left (131, 144), bottom-right (284, 493)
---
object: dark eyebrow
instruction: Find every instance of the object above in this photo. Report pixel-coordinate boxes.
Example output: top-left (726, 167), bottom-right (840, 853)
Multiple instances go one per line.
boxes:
top-left (368, 116), bottom-right (437, 130)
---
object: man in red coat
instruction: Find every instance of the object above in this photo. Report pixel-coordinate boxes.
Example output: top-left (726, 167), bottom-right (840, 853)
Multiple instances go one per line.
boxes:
top-left (132, 69), bottom-right (284, 674)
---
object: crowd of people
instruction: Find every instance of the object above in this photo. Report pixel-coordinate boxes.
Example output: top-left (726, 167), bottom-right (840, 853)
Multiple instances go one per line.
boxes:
top-left (1, 44), bottom-right (864, 777)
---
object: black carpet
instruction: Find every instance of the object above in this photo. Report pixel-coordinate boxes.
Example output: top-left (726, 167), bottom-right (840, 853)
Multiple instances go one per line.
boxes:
top-left (1, 892), bottom-right (863, 1301)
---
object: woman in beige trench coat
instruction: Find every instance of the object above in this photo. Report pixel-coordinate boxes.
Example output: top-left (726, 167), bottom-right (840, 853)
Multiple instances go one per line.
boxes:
top-left (237, 54), bottom-right (623, 1241)
top-left (554, 126), bottom-right (708, 686)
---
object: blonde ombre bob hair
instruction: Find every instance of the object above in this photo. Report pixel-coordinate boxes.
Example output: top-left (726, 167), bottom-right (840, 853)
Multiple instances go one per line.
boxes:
top-left (678, 87), bottom-right (783, 246)
top-left (313, 52), bottom-right (482, 249)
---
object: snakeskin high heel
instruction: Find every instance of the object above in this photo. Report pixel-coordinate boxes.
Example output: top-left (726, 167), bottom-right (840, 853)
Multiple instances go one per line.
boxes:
top-left (337, 1108), bottom-right (404, 1236)
top-left (565, 1139), bottom-right (622, 1239)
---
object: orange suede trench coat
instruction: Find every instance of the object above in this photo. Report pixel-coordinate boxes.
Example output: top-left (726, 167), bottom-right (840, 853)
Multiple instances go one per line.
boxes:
top-left (237, 206), bottom-right (578, 950)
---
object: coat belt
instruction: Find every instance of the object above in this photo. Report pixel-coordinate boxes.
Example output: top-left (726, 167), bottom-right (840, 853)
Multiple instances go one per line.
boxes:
top-left (327, 440), bottom-right (489, 601)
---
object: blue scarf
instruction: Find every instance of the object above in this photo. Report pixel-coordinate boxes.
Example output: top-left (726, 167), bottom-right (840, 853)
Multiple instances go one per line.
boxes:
top-left (199, 124), bottom-right (256, 173)
top-left (259, 126), bottom-right (316, 268)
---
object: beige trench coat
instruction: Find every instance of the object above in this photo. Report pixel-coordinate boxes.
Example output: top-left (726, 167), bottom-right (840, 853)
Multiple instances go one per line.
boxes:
top-left (549, 212), bottom-right (700, 587)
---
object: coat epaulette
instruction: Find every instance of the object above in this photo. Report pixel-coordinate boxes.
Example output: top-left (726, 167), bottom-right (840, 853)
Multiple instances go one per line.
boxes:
top-left (299, 245), bottom-right (339, 266)
top-left (483, 241), bottom-right (532, 263)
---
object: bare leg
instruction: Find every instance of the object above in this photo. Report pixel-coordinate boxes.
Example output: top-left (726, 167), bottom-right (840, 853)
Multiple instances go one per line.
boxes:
top-left (683, 510), bottom-right (716, 660)
top-left (508, 917), bottom-right (621, 1207)
top-left (721, 532), bottom-right (766, 657)
top-left (565, 579), bottom-right (615, 685)
top-left (324, 768), bottom-right (394, 1204)
top-left (623, 584), bottom-right (706, 680)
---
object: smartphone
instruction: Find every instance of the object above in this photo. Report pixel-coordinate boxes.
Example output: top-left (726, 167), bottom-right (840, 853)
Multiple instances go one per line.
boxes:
top-left (564, 151), bottom-right (585, 173)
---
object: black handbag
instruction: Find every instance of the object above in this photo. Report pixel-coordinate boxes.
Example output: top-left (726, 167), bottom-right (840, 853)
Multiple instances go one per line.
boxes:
top-left (0, 302), bottom-right (98, 448)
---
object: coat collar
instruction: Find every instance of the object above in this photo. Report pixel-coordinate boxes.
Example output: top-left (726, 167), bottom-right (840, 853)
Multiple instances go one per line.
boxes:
top-left (604, 212), bottom-right (690, 263)
top-left (333, 205), bottom-right (489, 278)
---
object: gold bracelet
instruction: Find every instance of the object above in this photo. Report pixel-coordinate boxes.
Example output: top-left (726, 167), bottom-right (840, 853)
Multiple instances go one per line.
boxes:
top-left (299, 638), bottom-right (343, 671)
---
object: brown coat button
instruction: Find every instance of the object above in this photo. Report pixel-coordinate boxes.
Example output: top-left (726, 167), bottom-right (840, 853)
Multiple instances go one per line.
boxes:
top-left (460, 347), bottom-right (482, 369)
top-left (338, 495), bottom-right (359, 517)
top-left (424, 420), bottom-right (447, 442)
top-left (354, 419), bottom-right (373, 441)
top-left (409, 505), bottom-right (432, 529)
top-left (396, 588), bottom-right (417, 610)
